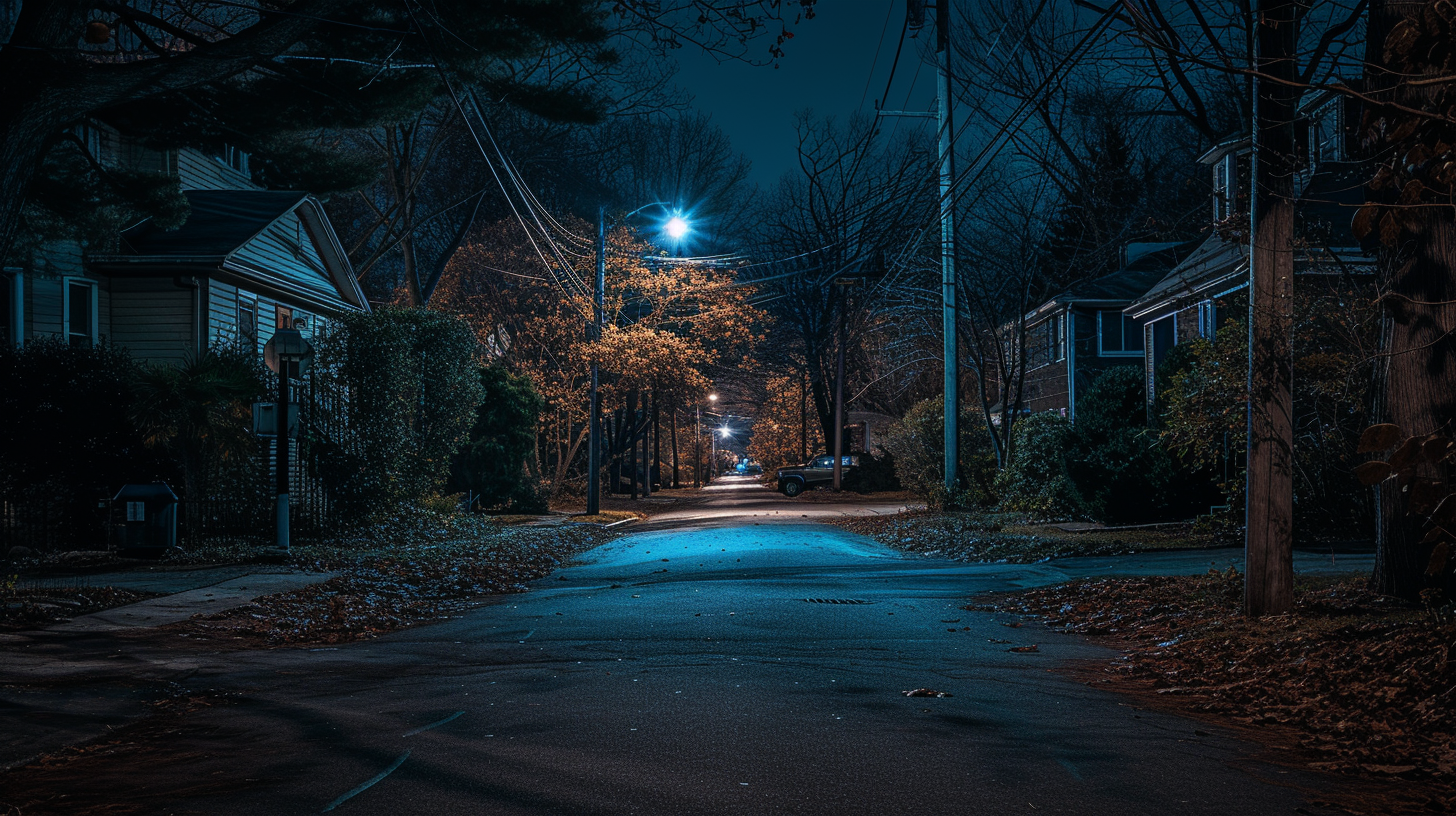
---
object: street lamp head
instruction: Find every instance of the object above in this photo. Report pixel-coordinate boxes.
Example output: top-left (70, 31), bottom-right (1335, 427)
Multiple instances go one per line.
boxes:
top-left (719, 427), bottom-right (730, 438)
top-left (708, 393), bottom-right (718, 402)
top-left (664, 215), bottom-right (689, 240)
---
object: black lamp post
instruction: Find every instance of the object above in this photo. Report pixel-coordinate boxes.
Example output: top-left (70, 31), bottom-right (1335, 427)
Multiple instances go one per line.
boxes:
top-left (264, 319), bottom-right (313, 553)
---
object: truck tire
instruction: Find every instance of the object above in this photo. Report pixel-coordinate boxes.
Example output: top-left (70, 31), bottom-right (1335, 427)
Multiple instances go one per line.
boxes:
top-left (782, 479), bottom-right (804, 497)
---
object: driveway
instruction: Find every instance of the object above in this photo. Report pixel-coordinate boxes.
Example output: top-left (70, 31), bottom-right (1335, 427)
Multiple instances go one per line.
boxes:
top-left (0, 482), bottom-right (1363, 815)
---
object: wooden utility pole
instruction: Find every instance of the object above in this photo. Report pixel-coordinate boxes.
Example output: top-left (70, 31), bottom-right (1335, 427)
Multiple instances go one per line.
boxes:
top-left (1245, 0), bottom-right (1298, 616)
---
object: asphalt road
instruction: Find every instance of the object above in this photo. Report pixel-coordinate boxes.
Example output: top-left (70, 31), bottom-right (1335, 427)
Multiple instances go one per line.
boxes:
top-left (8, 479), bottom-right (1365, 815)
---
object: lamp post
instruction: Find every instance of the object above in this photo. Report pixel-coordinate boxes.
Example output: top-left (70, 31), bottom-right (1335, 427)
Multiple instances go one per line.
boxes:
top-left (263, 319), bottom-right (313, 554)
top-left (586, 203), bottom-right (688, 515)
top-left (694, 392), bottom-right (717, 487)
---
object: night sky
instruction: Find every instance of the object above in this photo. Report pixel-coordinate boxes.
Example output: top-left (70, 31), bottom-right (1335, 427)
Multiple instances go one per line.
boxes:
top-left (672, 0), bottom-right (937, 189)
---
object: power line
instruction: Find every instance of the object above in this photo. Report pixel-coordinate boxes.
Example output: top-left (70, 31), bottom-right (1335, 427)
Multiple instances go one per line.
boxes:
top-left (859, 0), bottom-right (901, 113)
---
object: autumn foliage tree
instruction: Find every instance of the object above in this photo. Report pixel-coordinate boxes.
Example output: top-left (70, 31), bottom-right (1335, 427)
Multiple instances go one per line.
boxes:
top-left (746, 375), bottom-right (818, 477)
top-left (433, 214), bottom-right (764, 496)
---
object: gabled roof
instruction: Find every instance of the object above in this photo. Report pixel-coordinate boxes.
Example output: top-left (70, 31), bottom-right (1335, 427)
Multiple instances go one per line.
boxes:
top-left (93, 190), bottom-right (368, 314)
top-left (1126, 162), bottom-right (1373, 321)
top-left (118, 190), bottom-right (305, 257)
top-left (1027, 240), bottom-right (1199, 321)
top-left (1124, 234), bottom-right (1246, 320)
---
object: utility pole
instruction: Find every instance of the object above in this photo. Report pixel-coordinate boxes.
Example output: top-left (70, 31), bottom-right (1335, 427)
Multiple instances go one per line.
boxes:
top-left (833, 289), bottom-right (848, 491)
top-left (884, 0), bottom-right (957, 493)
top-left (936, 0), bottom-right (958, 495)
top-left (800, 371), bottom-right (808, 461)
top-left (1245, 0), bottom-right (1297, 616)
top-left (587, 205), bottom-right (605, 515)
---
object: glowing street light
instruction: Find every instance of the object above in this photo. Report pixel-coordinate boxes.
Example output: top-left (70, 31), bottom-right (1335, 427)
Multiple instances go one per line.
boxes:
top-left (588, 202), bottom-right (690, 514)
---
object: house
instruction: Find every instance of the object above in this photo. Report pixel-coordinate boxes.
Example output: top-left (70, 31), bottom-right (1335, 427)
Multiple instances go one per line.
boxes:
top-left (1124, 88), bottom-right (1370, 415)
top-left (1019, 241), bottom-right (1196, 421)
top-left (1, 122), bottom-right (367, 362)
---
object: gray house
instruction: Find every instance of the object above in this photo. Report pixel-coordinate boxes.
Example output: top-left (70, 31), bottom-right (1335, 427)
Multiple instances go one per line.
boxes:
top-left (2, 123), bottom-right (367, 361)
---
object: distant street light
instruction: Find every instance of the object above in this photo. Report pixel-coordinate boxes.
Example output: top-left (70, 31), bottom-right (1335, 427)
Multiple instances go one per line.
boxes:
top-left (588, 203), bottom-right (689, 515)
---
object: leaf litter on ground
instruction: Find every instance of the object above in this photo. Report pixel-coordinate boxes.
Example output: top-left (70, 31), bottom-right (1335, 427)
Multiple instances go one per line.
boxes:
top-left (162, 509), bottom-right (618, 647)
top-left (977, 569), bottom-right (1456, 813)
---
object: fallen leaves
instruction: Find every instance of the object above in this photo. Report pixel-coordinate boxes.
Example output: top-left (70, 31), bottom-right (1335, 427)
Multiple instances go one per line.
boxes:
top-left (161, 516), bottom-right (617, 648)
top-left (902, 688), bottom-right (952, 698)
top-left (980, 570), bottom-right (1456, 807)
top-left (1, 584), bottom-right (161, 630)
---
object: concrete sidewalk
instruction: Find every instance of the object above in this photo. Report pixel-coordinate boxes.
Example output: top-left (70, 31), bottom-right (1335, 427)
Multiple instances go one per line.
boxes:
top-left (3, 564), bottom-right (336, 639)
top-left (50, 570), bottom-right (336, 633)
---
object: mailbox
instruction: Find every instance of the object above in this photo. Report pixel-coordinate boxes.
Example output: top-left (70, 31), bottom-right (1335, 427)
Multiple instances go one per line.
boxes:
top-left (111, 483), bottom-right (178, 557)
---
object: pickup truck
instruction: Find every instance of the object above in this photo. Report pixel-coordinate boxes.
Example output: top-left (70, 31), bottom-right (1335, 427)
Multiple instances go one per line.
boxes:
top-left (775, 454), bottom-right (859, 496)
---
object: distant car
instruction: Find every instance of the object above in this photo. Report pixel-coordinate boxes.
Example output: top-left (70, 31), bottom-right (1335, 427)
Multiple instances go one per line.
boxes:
top-left (775, 454), bottom-right (859, 497)
top-left (743, 463), bottom-right (763, 475)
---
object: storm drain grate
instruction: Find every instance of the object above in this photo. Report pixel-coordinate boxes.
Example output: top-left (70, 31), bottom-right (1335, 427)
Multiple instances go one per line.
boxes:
top-left (803, 598), bottom-right (873, 605)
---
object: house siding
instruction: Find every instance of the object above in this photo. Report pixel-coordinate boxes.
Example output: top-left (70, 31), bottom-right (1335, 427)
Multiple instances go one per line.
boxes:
top-left (1023, 363), bottom-right (1069, 415)
top-left (109, 278), bottom-right (196, 366)
top-left (178, 148), bottom-right (256, 192)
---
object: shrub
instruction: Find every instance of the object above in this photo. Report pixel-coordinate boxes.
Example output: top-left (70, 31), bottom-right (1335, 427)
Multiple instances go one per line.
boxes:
top-left (310, 308), bottom-right (484, 519)
top-left (994, 412), bottom-right (1085, 519)
top-left (882, 396), bottom-right (997, 508)
top-left (1066, 366), bottom-right (1216, 523)
top-left (449, 365), bottom-right (547, 513)
top-left (130, 346), bottom-right (268, 503)
top-left (844, 450), bottom-right (900, 493)
top-left (0, 340), bottom-right (168, 549)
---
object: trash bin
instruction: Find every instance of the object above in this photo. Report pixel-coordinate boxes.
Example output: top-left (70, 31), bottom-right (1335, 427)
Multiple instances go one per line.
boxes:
top-left (111, 483), bottom-right (178, 557)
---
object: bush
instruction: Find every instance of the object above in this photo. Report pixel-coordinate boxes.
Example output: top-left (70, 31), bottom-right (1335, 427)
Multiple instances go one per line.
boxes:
top-left (882, 396), bottom-right (998, 509)
top-left (1066, 366), bottom-right (1217, 523)
top-left (843, 450), bottom-right (900, 493)
top-left (130, 345), bottom-right (268, 503)
top-left (310, 308), bottom-right (484, 519)
top-left (449, 365), bottom-right (547, 513)
top-left (0, 340), bottom-right (169, 549)
top-left (994, 412), bottom-right (1085, 519)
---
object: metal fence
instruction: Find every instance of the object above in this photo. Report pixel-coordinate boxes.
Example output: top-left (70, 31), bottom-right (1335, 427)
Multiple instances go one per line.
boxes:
top-left (0, 497), bottom-right (105, 554)
top-left (2, 366), bottom-right (363, 555)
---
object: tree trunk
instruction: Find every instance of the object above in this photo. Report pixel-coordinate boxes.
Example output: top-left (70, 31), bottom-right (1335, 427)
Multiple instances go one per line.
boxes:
top-left (1244, 0), bottom-right (1298, 616)
top-left (671, 405), bottom-right (679, 488)
top-left (1364, 0), bottom-right (1456, 600)
top-left (652, 389), bottom-right (660, 492)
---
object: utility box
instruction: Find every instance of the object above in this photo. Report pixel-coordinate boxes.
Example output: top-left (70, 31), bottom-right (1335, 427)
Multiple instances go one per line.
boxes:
top-left (111, 483), bottom-right (178, 557)
top-left (252, 402), bottom-right (299, 437)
